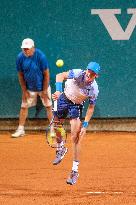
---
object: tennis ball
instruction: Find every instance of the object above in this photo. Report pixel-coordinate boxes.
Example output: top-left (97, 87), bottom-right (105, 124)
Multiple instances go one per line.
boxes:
top-left (56, 59), bottom-right (64, 67)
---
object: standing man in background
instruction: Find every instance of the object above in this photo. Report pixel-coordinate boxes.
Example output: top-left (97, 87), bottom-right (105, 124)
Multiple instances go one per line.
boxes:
top-left (12, 38), bottom-right (53, 138)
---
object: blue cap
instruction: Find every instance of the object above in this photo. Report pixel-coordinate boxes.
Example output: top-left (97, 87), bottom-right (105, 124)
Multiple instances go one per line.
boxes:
top-left (86, 62), bottom-right (100, 74)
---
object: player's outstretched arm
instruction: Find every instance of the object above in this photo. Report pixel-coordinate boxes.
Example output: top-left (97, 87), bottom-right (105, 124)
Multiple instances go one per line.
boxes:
top-left (80, 104), bottom-right (95, 137)
top-left (84, 104), bottom-right (95, 123)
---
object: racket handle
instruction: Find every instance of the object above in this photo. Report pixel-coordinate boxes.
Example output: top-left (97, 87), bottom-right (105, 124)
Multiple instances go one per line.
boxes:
top-left (54, 100), bottom-right (57, 111)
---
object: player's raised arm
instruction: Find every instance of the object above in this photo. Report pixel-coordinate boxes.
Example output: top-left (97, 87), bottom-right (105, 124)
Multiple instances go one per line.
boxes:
top-left (56, 71), bottom-right (69, 82)
top-left (52, 71), bottom-right (69, 101)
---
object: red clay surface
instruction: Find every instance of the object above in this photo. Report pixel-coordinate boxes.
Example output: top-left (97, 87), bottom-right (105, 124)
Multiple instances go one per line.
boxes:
top-left (0, 131), bottom-right (136, 205)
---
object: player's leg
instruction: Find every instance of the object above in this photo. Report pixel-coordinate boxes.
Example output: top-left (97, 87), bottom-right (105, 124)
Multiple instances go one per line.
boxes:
top-left (11, 91), bottom-right (37, 138)
top-left (66, 104), bottom-right (83, 185)
top-left (52, 93), bottom-right (68, 165)
top-left (70, 118), bottom-right (82, 161)
top-left (66, 118), bottom-right (81, 185)
top-left (52, 117), bottom-right (68, 165)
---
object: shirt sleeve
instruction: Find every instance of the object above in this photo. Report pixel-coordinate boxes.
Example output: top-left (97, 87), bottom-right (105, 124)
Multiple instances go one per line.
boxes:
top-left (16, 55), bottom-right (22, 72)
top-left (89, 98), bottom-right (97, 105)
top-left (40, 54), bottom-right (49, 71)
top-left (68, 69), bottom-right (82, 79)
top-left (88, 81), bottom-right (99, 105)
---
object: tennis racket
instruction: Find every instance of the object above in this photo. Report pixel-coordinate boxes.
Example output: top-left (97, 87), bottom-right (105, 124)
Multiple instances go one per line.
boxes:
top-left (45, 100), bottom-right (67, 148)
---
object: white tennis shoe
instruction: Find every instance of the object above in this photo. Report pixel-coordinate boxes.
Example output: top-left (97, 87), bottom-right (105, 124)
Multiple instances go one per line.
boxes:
top-left (66, 170), bottom-right (79, 185)
top-left (11, 129), bottom-right (25, 138)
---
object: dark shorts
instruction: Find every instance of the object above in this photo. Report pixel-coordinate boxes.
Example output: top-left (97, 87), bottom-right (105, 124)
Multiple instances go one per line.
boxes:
top-left (55, 93), bottom-right (83, 119)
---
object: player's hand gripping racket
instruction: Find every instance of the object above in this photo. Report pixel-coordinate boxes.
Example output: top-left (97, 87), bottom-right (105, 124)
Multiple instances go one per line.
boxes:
top-left (46, 100), bottom-right (67, 148)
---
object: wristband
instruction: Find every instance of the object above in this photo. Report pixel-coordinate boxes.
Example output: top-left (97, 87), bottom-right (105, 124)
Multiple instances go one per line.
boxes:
top-left (82, 121), bottom-right (89, 128)
top-left (55, 82), bottom-right (62, 92)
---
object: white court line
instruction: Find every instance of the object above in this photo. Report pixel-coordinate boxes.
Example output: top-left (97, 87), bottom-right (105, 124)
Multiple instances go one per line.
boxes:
top-left (86, 191), bottom-right (136, 195)
top-left (86, 191), bottom-right (124, 195)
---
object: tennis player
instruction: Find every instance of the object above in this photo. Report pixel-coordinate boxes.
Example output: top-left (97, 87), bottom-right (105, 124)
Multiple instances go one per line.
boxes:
top-left (52, 61), bottom-right (101, 185)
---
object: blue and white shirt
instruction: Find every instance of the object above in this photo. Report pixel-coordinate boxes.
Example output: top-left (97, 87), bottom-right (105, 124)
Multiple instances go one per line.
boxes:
top-left (64, 69), bottom-right (99, 105)
top-left (16, 48), bottom-right (49, 91)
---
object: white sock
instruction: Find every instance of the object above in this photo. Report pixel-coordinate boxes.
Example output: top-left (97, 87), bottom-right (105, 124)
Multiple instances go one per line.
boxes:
top-left (57, 141), bottom-right (64, 151)
top-left (18, 125), bottom-right (24, 130)
top-left (72, 161), bottom-right (79, 172)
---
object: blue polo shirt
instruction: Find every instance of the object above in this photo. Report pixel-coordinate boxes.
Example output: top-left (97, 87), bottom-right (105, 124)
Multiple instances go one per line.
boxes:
top-left (16, 48), bottom-right (49, 91)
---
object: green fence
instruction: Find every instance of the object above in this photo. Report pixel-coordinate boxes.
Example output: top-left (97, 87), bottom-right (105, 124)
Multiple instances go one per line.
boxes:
top-left (0, 0), bottom-right (136, 118)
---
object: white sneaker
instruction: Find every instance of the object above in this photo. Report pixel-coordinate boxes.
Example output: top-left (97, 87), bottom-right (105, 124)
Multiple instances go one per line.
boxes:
top-left (11, 129), bottom-right (25, 138)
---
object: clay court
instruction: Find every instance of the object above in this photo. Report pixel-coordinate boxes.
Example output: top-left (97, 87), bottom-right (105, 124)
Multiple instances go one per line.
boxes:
top-left (0, 131), bottom-right (136, 205)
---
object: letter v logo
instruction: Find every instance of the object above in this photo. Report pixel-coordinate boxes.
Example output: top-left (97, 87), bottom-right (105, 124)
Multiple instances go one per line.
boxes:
top-left (91, 9), bottom-right (136, 40)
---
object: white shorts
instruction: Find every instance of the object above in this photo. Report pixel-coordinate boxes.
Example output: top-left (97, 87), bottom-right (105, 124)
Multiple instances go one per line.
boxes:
top-left (21, 86), bottom-right (52, 108)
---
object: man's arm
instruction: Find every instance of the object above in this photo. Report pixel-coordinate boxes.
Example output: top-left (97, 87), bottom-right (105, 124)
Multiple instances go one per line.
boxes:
top-left (84, 104), bottom-right (95, 122)
top-left (80, 104), bottom-right (95, 136)
top-left (43, 69), bottom-right (50, 93)
top-left (18, 71), bottom-right (30, 101)
top-left (52, 71), bottom-right (69, 101)
top-left (18, 72), bottom-right (27, 92)
top-left (56, 71), bottom-right (69, 82)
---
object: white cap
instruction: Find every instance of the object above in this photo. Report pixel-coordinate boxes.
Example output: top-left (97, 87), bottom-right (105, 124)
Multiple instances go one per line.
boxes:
top-left (21, 38), bottom-right (35, 49)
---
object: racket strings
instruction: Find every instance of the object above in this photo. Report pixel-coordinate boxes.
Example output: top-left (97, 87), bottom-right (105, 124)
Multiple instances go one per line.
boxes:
top-left (47, 121), bottom-right (67, 147)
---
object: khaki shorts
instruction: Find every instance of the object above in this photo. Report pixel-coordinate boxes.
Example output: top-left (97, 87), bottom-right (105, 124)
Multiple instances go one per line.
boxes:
top-left (21, 86), bottom-right (52, 108)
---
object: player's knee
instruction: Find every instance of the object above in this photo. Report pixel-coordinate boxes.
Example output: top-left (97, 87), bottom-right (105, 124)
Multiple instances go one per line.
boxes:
top-left (72, 136), bottom-right (80, 144)
top-left (71, 132), bottom-right (79, 144)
